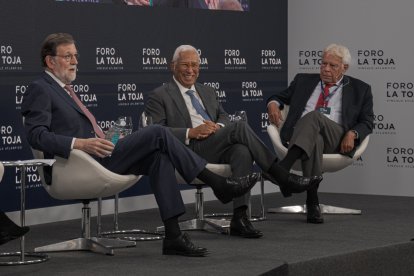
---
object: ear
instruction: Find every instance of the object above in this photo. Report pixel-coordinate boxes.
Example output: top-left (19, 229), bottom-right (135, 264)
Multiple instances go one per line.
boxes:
top-left (45, 55), bottom-right (55, 69)
top-left (343, 64), bottom-right (349, 72)
top-left (169, 62), bottom-right (175, 72)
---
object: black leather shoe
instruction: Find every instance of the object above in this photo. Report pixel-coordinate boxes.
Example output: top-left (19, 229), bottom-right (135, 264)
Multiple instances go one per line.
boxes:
top-left (0, 226), bottom-right (30, 246)
top-left (163, 233), bottom-right (209, 257)
top-left (262, 171), bottom-right (322, 194)
top-left (230, 216), bottom-right (263, 238)
top-left (306, 204), bottom-right (324, 224)
top-left (214, 173), bottom-right (260, 204)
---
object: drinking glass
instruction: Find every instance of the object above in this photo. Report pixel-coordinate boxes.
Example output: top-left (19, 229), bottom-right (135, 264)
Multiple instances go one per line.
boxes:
top-left (118, 116), bottom-right (133, 136)
top-left (232, 110), bottom-right (247, 122)
top-left (139, 111), bottom-right (153, 128)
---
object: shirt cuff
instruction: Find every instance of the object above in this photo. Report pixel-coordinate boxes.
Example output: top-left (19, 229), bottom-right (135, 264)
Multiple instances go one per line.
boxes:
top-left (185, 129), bottom-right (190, 145)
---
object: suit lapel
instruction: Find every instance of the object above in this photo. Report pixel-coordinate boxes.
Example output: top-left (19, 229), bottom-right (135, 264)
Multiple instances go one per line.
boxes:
top-left (42, 73), bottom-right (84, 115)
top-left (167, 81), bottom-right (193, 127)
top-left (341, 76), bottom-right (353, 126)
top-left (296, 75), bottom-right (320, 113)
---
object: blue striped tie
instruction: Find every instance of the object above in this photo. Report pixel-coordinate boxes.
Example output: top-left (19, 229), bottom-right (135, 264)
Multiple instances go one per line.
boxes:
top-left (186, 90), bottom-right (211, 120)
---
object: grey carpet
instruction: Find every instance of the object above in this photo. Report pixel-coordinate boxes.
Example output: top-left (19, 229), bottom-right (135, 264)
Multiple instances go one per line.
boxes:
top-left (1, 192), bottom-right (414, 275)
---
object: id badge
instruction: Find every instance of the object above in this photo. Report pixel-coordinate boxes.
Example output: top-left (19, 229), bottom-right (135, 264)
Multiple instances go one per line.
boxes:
top-left (316, 106), bottom-right (331, 118)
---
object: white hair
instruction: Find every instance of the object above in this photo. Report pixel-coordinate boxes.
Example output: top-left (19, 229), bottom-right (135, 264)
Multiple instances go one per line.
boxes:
top-left (172, 45), bottom-right (200, 63)
top-left (324, 43), bottom-right (352, 65)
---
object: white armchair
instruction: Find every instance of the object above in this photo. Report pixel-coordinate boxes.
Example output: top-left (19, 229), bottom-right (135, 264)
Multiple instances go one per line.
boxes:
top-left (33, 149), bottom-right (140, 255)
top-left (266, 123), bottom-right (370, 215)
top-left (0, 162), bottom-right (3, 182)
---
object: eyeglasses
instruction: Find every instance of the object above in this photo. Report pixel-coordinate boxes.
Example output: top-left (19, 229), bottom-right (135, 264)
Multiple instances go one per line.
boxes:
top-left (53, 53), bottom-right (80, 62)
top-left (321, 62), bottom-right (340, 70)
top-left (177, 62), bottom-right (200, 70)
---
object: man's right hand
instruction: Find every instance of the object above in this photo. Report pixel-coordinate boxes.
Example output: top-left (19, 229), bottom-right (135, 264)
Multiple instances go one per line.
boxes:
top-left (267, 102), bottom-right (284, 127)
top-left (74, 138), bottom-right (115, 158)
top-left (188, 121), bottom-right (217, 140)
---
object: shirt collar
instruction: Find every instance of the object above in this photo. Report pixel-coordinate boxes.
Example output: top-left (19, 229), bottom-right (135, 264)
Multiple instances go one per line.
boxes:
top-left (173, 76), bottom-right (196, 95)
top-left (45, 69), bottom-right (66, 88)
top-left (323, 76), bottom-right (344, 87)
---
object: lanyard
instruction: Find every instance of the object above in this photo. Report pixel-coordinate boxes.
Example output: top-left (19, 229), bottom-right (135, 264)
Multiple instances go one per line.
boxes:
top-left (320, 81), bottom-right (342, 106)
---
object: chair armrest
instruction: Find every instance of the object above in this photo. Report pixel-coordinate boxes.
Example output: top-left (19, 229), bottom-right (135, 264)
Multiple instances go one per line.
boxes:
top-left (35, 149), bottom-right (140, 200)
top-left (0, 162), bottom-right (4, 182)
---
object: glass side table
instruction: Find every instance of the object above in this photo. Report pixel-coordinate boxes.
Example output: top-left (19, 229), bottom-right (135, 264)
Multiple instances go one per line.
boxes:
top-left (0, 159), bottom-right (55, 265)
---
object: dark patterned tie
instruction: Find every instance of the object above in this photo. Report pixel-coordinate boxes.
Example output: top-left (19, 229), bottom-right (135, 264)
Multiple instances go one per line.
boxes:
top-left (186, 90), bottom-right (211, 120)
top-left (65, 85), bottom-right (105, 138)
top-left (315, 83), bottom-right (333, 109)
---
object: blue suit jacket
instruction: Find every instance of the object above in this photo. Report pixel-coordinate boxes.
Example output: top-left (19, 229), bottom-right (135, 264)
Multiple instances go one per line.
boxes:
top-left (266, 73), bottom-right (374, 146)
top-left (21, 72), bottom-right (97, 160)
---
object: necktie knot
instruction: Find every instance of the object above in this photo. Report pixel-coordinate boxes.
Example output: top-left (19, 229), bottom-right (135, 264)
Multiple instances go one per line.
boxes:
top-left (65, 84), bottom-right (74, 94)
top-left (323, 83), bottom-right (333, 95)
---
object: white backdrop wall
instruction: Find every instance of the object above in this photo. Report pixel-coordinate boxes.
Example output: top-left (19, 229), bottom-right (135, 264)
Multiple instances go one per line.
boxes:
top-left (288, 0), bottom-right (414, 196)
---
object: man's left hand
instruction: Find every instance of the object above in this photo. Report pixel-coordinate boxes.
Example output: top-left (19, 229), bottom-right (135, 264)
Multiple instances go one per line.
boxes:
top-left (340, 130), bottom-right (356, 153)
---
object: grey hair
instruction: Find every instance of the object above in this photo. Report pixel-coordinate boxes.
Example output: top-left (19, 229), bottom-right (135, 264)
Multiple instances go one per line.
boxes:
top-left (172, 45), bottom-right (200, 63)
top-left (324, 44), bottom-right (351, 65)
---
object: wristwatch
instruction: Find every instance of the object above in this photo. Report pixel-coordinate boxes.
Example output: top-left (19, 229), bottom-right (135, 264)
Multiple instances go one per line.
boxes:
top-left (351, 130), bottom-right (359, 139)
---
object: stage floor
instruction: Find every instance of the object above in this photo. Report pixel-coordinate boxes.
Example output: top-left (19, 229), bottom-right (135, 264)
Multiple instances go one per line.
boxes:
top-left (1, 192), bottom-right (414, 275)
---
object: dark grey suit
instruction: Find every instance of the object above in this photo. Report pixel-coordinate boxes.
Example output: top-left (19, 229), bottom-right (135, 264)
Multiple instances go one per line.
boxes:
top-left (267, 73), bottom-right (374, 177)
top-left (146, 80), bottom-right (276, 208)
top-left (22, 72), bottom-right (207, 221)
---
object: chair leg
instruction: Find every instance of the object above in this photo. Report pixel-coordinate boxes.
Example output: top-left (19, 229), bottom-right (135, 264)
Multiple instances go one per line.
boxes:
top-left (98, 195), bottom-right (162, 242)
top-left (268, 204), bottom-right (361, 214)
top-left (35, 203), bottom-right (115, 255)
top-left (157, 188), bottom-right (230, 234)
top-left (204, 173), bottom-right (267, 222)
top-left (249, 173), bottom-right (267, 221)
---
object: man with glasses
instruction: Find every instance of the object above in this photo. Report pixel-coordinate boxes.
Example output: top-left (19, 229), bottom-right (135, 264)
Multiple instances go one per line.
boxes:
top-left (22, 33), bottom-right (262, 257)
top-left (267, 43), bottom-right (374, 224)
top-left (146, 45), bottom-right (322, 239)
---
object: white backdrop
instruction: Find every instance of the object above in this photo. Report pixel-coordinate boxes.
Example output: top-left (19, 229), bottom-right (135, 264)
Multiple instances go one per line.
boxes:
top-left (288, 0), bottom-right (414, 196)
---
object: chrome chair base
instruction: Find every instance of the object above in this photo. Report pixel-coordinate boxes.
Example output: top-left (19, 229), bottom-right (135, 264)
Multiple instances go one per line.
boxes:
top-left (157, 218), bottom-right (230, 234)
top-left (100, 229), bottom-right (163, 241)
top-left (34, 237), bottom-right (136, 256)
top-left (97, 196), bottom-right (163, 242)
top-left (0, 252), bottom-right (49, 266)
top-left (268, 204), bottom-right (362, 215)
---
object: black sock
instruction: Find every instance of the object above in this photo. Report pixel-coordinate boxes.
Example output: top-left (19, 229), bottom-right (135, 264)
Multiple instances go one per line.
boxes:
top-left (0, 211), bottom-right (19, 231)
top-left (279, 145), bottom-right (305, 171)
top-left (233, 205), bottom-right (248, 219)
top-left (163, 215), bottom-right (181, 240)
top-left (197, 168), bottom-right (225, 191)
top-left (268, 146), bottom-right (305, 187)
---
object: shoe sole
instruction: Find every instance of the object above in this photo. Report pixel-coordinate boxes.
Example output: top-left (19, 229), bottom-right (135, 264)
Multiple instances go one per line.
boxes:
top-left (306, 219), bottom-right (324, 224)
top-left (162, 250), bottom-right (209, 257)
top-left (229, 230), bottom-right (263, 239)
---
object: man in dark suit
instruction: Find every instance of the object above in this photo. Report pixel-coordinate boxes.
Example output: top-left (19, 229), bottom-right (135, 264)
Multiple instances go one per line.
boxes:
top-left (21, 33), bottom-right (259, 257)
top-left (267, 43), bottom-right (374, 224)
top-left (146, 45), bottom-right (322, 238)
